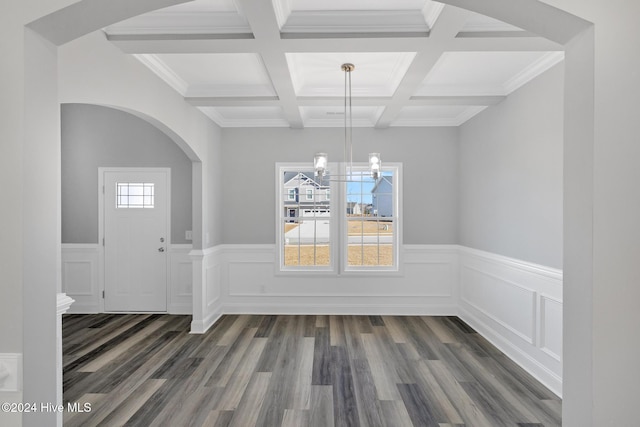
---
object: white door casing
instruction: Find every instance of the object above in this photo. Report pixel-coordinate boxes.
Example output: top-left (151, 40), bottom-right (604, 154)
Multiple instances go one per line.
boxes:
top-left (101, 168), bottom-right (170, 312)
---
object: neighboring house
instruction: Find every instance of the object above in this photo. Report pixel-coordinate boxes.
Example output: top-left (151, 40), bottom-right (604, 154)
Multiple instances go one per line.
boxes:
top-left (283, 172), bottom-right (330, 220)
top-left (371, 176), bottom-right (393, 217)
top-left (346, 201), bottom-right (362, 215)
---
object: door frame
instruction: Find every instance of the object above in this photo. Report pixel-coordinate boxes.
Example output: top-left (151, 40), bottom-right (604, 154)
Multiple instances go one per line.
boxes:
top-left (98, 167), bottom-right (172, 313)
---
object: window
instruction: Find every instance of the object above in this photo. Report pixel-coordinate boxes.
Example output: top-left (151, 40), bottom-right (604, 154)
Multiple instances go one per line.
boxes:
top-left (116, 182), bottom-right (154, 208)
top-left (278, 167), bottom-right (333, 270)
top-left (344, 167), bottom-right (397, 270)
top-left (277, 163), bottom-right (400, 273)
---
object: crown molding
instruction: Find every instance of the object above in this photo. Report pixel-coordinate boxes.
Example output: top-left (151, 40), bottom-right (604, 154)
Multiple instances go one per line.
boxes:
top-left (200, 107), bottom-right (289, 128)
top-left (503, 51), bottom-right (565, 94)
top-left (421, 1), bottom-right (445, 30)
top-left (390, 105), bottom-right (486, 127)
top-left (414, 84), bottom-right (509, 97)
top-left (134, 54), bottom-right (189, 96)
top-left (105, 11), bottom-right (250, 35)
top-left (185, 84), bottom-right (277, 98)
top-left (272, 0), bottom-right (293, 29)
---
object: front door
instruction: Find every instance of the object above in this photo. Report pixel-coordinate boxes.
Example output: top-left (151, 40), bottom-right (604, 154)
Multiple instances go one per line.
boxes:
top-left (103, 169), bottom-right (169, 312)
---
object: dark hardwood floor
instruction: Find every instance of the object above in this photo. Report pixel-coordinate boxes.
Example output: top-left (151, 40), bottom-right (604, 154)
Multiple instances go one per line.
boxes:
top-left (62, 314), bottom-right (561, 426)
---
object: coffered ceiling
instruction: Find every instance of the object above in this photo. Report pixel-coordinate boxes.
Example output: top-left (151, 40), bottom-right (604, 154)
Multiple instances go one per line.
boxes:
top-left (104, 0), bottom-right (564, 128)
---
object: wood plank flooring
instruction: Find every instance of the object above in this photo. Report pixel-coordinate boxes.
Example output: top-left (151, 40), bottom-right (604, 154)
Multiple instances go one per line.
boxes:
top-left (63, 314), bottom-right (562, 426)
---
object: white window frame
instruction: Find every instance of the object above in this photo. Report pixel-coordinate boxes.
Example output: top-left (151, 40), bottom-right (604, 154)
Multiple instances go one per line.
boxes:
top-left (305, 188), bottom-right (313, 200)
top-left (277, 163), bottom-right (338, 274)
top-left (276, 162), bottom-right (402, 275)
top-left (340, 163), bottom-right (402, 274)
top-left (288, 188), bottom-right (295, 200)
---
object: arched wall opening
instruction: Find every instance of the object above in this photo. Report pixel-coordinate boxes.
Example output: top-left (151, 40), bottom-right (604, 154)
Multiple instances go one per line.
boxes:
top-left (19, 1), bottom-right (595, 426)
top-left (61, 103), bottom-right (201, 248)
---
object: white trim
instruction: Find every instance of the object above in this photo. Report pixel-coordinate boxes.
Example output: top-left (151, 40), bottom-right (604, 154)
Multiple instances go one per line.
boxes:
top-left (0, 353), bottom-right (22, 392)
top-left (105, 11), bottom-right (250, 36)
top-left (421, 2), bottom-right (445, 30)
top-left (458, 304), bottom-right (563, 396)
top-left (340, 163), bottom-right (402, 274)
top-left (458, 245), bottom-right (563, 396)
top-left (503, 51), bottom-right (565, 94)
top-left (134, 54), bottom-right (189, 96)
top-left (459, 246), bottom-right (563, 281)
top-left (223, 302), bottom-right (456, 316)
top-left (56, 293), bottom-right (75, 316)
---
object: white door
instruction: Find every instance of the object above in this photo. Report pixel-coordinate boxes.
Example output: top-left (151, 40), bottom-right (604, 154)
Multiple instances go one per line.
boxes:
top-left (103, 169), bottom-right (169, 312)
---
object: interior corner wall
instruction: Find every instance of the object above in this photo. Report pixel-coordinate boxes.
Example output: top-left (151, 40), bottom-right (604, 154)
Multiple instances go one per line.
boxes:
top-left (220, 127), bottom-right (459, 245)
top-left (458, 63), bottom-right (564, 269)
top-left (205, 124), bottom-right (224, 247)
top-left (61, 103), bottom-right (193, 245)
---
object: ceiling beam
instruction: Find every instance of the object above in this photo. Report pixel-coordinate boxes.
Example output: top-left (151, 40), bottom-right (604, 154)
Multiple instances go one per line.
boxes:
top-left (107, 33), bottom-right (258, 54)
top-left (375, 5), bottom-right (474, 128)
top-left (186, 96), bottom-right (280, 107)
top-left (237, 0), bottom-right (303, 128)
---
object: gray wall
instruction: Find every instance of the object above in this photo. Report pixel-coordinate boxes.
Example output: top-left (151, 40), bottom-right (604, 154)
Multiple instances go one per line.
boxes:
top-left (459, 64), bottom-right (564, 268)
top-left (61, 104), bottom-right (192, 244)
top-left (221, 127), bottom-right (459, 244)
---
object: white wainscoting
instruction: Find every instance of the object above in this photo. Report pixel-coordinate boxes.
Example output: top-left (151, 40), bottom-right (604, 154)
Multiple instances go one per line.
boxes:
top-left (61, 244), bottom-right (100, 312)
top-left (457, 246), bottom-right (563, 396)
top-left (190, 246), bottom-right (223, 333)
top-left (169, 245), bottom-right (194, 314)
top-left (61, 244), bottom-right (194, 315)
top-left (61, 242), bottom-right (564, 396)
top-left (220, 244), bottom-right (459, 315)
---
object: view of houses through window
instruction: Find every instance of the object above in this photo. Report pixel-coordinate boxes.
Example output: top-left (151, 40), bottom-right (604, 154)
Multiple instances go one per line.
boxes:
top-left (279, 164), bottom-right (398, 271)
top-left (346, 170), bottom-right (394, 267)
top-left (281, 170), bottom-right (332, 267)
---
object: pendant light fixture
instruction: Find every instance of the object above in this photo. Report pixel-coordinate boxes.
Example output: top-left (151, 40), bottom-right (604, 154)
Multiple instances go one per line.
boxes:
top-left (314, 63), bottom-right (381, 180)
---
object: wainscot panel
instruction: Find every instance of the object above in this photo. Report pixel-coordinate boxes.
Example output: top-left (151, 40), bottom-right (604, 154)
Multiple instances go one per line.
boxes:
top-left (61, 244), bottom-right (100, 313)
top-left (169, 245), bottom-right (193, 314)
top-left (190, 246), bottom-right (223, 333)
top-left (220, 244), bottom-right (459, 315)
top-left (458, 247), bottom-right (563, 397)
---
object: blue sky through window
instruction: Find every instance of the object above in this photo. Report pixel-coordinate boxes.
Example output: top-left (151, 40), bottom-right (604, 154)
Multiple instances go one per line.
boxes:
top-left (346, 171), bottom-right (392, 204)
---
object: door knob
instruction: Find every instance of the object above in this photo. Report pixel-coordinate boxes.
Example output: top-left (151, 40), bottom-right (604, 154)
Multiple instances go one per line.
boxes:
top-left (158, 247), bottom-right (165, 252)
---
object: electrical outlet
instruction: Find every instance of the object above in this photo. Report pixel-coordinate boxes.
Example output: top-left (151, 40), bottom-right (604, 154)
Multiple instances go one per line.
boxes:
top-left (185, 230), bottom-right (192, 241)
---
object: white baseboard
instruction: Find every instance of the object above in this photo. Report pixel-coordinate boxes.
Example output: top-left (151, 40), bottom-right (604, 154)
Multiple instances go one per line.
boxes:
top-left (458, 305), bottom-right (562, 396)
top-left (222, 302), bottom-right (457, 316)
top-left (190, 305), bottom-right (223, 334)
top-left (458, 246), bottom-right (563, 396)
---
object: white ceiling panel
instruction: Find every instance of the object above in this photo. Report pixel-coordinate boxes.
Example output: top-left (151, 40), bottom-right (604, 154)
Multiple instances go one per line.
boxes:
top-left (147, 53), bottom-right (276, 97)
top-left (301, 106), bottom-right (384, 127)
top-left (286, 52), bottom-right (416, 97)
top-left (277, 0), bottom-right (443, 33)
top-left (416, 51), bottom-right (564, 96)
